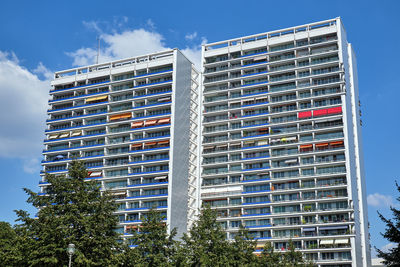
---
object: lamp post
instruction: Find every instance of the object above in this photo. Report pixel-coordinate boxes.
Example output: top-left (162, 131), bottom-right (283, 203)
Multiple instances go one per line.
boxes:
top-left (67, 243), bottom-right (75, 267)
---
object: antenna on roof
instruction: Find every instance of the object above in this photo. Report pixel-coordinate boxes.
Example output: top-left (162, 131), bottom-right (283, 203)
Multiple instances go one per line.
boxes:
top-left (96, 36), bottom-right (100, 64)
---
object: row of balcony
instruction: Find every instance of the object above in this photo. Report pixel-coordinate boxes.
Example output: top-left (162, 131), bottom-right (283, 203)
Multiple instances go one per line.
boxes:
top-left (203, 61), bottom-right (340, 88)
top-left (48, 89), bottom-right (172, 114)
top-left (204, 33), bottom-right (337, 65)
top-left (52, 68), bottom-right (173, 93)
top-left (203, 68), bottom-right (341, 100)
top-left (204, 46), bottom-right (338, 79)
top-left (45, 117), bottom-right (171, 144)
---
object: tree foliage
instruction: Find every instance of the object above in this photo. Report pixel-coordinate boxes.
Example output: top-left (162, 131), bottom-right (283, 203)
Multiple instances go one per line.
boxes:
top-left (230, 225), bottom-right (258, 266)
top-left (180, 205), bottom-right (233, 266)
top-left (376, 181), bottom-right (400, 266)
top-left (123, 208), bottom-right (179, 267)
top-left (0, 161), bottom-right (314, 266)
top-left (259, 241), bottom-right (312, 267)
top-left (13, 160), bottom-right (121, 266)
top-left (0, 221), bottom-right (24, 266)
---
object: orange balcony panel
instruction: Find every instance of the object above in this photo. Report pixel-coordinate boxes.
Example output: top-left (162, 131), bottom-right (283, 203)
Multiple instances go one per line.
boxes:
top-left (315, 143), bottom-right (329, 147)
top-left (145, 119), bottom-right (157, 126)
top-left (158, 117), bottom-right (171, 124)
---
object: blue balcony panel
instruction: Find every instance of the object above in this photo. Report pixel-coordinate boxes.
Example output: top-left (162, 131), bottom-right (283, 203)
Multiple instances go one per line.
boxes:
top-left (132, 101), bottom-right (171, 110)
top-left (129, 146), bottom-right (170, 153)
top-left (241, 71), bottom-right (269, 78)
top-left (78, 154), bottom-right (105, 159)
top-left (125, 220), bottom-right (141, 223)
top-left (51, 80), bottom-right (110, 93)
top-left (133, 90), bottom-right (172, 99)
top-left (241, 101), bottom-right (269, 108)
top-left (242, 61), bottom-right (269, 68)
top-left (127, 182), bottom-right (168, 187)
top-left (241, 178), bottom-right (271, 183)
top-left (242, 201), bottom-right (271, 206)
top-left (128, 170), bottom-right (169, 176)
top-left (133, 80), bottom-right (172, 89)
top-left (242, 112), bottom-right (269, 118)
top-left (242, 189), bottom-right (271, 194)
top-left (240, 51), bottom-right (268, 58)
top-left (131, 123), bottom-right (171, 132)
top-left (243, 133), bottom-right (270, 139)
top-left (134, 69), bottom-right (173, 78)
top-left (245, 224), bottom-right (272, 228)
top-left (129, 158), bottom-right (169, 165)
top-left (46, 169), bottom-right (68, 173)
top-left (125, 207), bottom-right (149, 211)
top-left (130, 134), bottom-right (170, 143)
top-left (126, 193), bottom-right (168, 199)
top-left (241, 212), bottom-right (271, 217)
top-left (242, 156), bottom-right (270, 161)
top-left (241, 123), bottom-right (269, 129)
top-left (241, 91), bottom-right (269, 98)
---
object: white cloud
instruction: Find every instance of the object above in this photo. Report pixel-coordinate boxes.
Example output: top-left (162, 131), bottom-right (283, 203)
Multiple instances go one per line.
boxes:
top-left (181, 46), bottom-right (202, 71)
top-left (66, 22), bottom-right (205, 71)
top-left (66, 47), bottom-right (102, 67)
top-left (103, 29), bottom-right (167, 59)
top-left (33, 62), bottom-right (53, 80)
top-left (82, 20), bottom-right (102, 34)
top-left (381, 242), bottom-right (397, 253)
top-left (66, 29), bottom-right (168, 67)
top-left (23, 158), bottom-right (41, 174)
top-left (0, 51), bottom-right (49, 167)
top-left (185, 32), bottom-right (198, 41)
top-left (367, 193), bottom-right (396, 208)
top-left (372, 242), bottom-right (398, 259)
top-left (146, 19), bottom-right (155, 30)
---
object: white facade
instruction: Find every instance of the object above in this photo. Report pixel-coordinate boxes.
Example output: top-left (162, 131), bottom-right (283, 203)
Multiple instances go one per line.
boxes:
top-left (40, 18), bottom-right (371, 266)
top-left (41, 49), bottom-right (199, 242)
top-left (200, 18), bottom-right (370, 267)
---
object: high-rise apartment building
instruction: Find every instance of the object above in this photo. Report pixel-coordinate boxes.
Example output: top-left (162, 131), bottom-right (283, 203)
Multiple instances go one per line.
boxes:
top-left (40, 49), bottom-right (200, 242)
top-left (200, 18), bottom-right (370, 266)
top-left (40, 17), bottom-right (370, 267)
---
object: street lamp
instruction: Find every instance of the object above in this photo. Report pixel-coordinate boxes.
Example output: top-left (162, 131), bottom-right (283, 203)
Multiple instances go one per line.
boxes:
top-left (67, 243), bottom-right (75, 267)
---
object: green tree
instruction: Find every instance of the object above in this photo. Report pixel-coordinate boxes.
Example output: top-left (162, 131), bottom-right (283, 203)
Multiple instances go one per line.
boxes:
top-left (376, 181), bottom-right (400, 266)
top-left (259, 242), bottom-right (281, 267)
top-left (259, 240), bottom-right (312, 267)
top-left (180, 205), bottom-right (232, 266)
top-left (0, 221), bottom-right (26, 266)
top-left (124, 208), bottom-right (178, 267)
top-left (0, 222), bottom-right (17, 265)
top-left (14, 160), bottom-right (122, 266)
top-left (229, 224), bottom-right (258, 266)
top-left (281, 240), bottom-right (312, 267)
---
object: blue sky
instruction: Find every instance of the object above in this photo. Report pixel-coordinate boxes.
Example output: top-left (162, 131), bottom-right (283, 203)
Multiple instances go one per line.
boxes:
top-left (0, 0), bottom-right (399, 257)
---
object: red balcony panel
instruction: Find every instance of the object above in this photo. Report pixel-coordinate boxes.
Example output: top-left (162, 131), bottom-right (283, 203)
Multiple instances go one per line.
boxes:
top-left (327, 106), bottom-right (342, 114)
top-left (298, 111), bottom-right (312, 119)
top-left (313, 109), bottom-right (328, 117)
